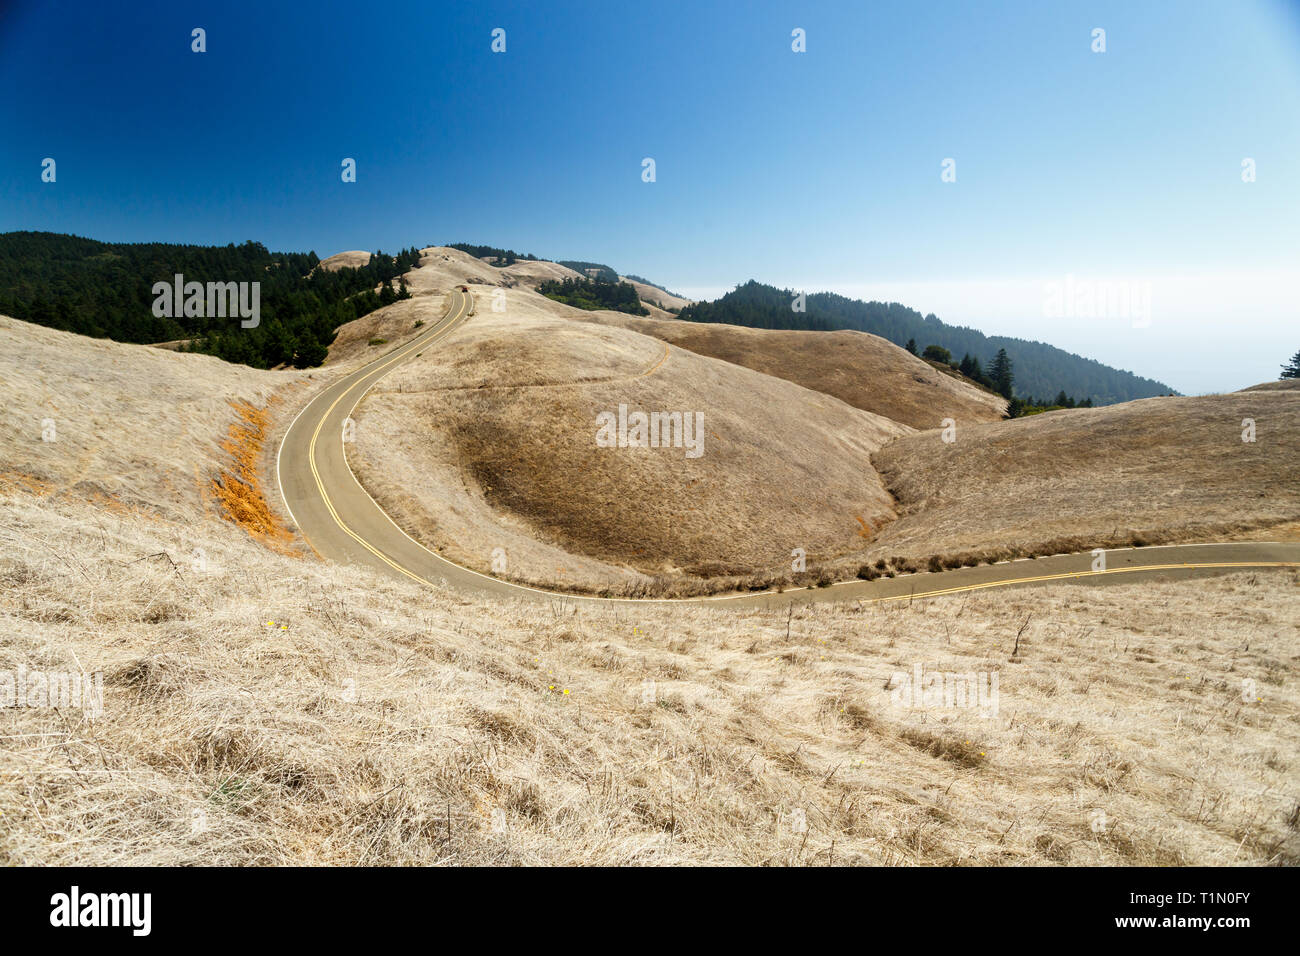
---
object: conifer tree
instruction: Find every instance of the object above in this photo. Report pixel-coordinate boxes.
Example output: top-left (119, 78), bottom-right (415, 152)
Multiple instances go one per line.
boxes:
top-left (990, 348), bottom-right (1015, 399)
top-left (1282, 349), bottom-right (1300, 379)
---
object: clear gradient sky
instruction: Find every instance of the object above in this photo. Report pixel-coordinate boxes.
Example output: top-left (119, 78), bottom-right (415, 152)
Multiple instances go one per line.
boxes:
top-left (2, 0), bottom-right (1297, 394)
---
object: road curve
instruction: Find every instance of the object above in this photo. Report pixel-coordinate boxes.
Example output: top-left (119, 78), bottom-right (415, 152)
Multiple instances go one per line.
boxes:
top-left (276, 290), bottom-right (1300, 608)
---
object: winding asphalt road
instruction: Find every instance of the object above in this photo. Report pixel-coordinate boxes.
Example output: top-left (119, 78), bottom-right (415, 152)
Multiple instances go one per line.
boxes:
top-left (276, 290), bottom-right (1300, 608)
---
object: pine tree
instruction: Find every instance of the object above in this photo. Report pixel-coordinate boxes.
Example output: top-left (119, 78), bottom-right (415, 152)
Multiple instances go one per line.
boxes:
top-left (990, 348), bottom-right (1014, 400)
top-left (1282, 349), bottom-right (1300, 379)
top-left (904, 338), bottom-right (917, 355)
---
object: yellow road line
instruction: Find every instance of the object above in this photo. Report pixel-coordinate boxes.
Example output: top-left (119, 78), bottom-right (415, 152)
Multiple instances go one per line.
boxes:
top-left (302, 294), bottom-right (470, 589)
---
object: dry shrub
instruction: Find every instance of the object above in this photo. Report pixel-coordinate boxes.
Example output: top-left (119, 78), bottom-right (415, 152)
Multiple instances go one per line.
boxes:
top-left (898, 728), bottom-right (988, 769)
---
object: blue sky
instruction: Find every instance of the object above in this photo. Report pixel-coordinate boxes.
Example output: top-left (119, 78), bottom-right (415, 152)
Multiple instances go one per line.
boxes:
top-left (2, 0), bottom-right (1298, 393)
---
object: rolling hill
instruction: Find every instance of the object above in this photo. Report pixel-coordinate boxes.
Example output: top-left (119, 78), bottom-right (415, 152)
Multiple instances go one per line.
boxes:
top-left (868, 388), bottom-right (1300, 568)
top-left (347, 289), bottom-right (909, 594)
top-left (579, 313), bottom-right (1006, 429)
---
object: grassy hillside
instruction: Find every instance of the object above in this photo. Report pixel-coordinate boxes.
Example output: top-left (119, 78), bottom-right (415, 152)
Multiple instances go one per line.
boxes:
top-left (624, 274), bottom-right (685, 300)
top-left (869, 390), bottom-right (1300, 565)
top-left (349, 293), bottom-right (907, 594)
top-left (3, 312), bottom-right (1297, 866)
top-left (577, 313), bottom-right (1006, 429)
top-left (679, 281), bottom-right (1174, 405)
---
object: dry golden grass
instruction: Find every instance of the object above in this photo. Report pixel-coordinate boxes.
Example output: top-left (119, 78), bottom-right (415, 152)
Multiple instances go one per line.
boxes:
top-left (2, 311), bottom-right (1297, 866)
top-left (2, 482), bottom-right (1296, 865)
top-left (868, 391), bottom-right (1300, 566)
top-left (1240, 379), bottom-right (1300, 394)
top-left (580, 315), bottom-right (1006, 429)
top-left (400, 247), bottom-right (527, 296)
top-left (617, 277), bottom-right (693, 313)
top-left (322, 248), bottom-right (581, 366)
top-left (315, 250), bottom-right (373, 272)
top-left (350, 300), bottom-right (907, 593)
top-left (322, 291), bottom-right (451, 367)
top-left (0, 314), bottom-right (294, 522)
top-left (490, 257), bottom-right (583, 285)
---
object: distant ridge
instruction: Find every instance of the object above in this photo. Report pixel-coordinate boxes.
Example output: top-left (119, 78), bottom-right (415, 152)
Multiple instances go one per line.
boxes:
top-left (678, 280), bottom-right (1174, 406)
top-left (0, 232), bottom-right (1174, 402)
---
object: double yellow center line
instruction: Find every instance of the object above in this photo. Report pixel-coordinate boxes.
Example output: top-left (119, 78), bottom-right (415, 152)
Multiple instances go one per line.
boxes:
top-left (302, 292), bottom-right (470, 589)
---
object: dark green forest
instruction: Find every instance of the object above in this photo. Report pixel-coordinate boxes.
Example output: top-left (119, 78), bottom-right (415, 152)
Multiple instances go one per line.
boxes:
top-left (0, 232), bottom-right (421, 368)
top-left (678, 280), bottom-right (1173, 405)
top-left (447, 243), bottom-right (539, 266)
top-left (538, 276), bottom-right (648, 315)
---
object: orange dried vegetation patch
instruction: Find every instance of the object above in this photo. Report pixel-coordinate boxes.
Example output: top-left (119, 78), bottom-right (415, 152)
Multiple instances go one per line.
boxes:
top-left (210, 401), bottom-right (299, 555)
top-left (84, 489), bottom-right (152, 518)
top-left (0, 471), bottom-right (56, 497)
top-left (0, 471), bottom-right (160, 522)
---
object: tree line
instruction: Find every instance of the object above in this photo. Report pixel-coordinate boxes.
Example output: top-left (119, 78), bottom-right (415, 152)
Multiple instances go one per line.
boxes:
top-left (0, 231), bottom-right (421, 368)
top-left (447, 243), bottom-right (539, 266)
top-left (908, 339), bottom-right (1094, 415)
top-left (557, 261), bottom-right (620, 283)
top-left (537, 276), bottom-right (649, 315)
